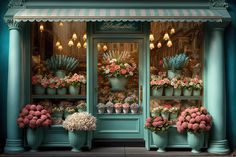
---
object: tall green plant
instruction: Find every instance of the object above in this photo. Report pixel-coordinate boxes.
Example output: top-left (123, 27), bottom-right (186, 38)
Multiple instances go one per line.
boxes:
top-left (163, 53), bottom-right (189, 70)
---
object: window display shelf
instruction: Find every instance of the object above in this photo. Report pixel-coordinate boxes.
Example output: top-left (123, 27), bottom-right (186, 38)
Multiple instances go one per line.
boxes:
top-left (32, 95), bottom-right (86, 99)
top-left (150, 96), bottom-right (202, 100)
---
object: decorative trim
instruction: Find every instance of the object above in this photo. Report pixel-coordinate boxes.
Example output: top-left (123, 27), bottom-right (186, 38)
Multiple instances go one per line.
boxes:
top-left (8, 0), bottom-right (25, 8)
top-left (4, 19), bottom-right (21, 30)
top-left (210, 0), bottom-right (228, 8)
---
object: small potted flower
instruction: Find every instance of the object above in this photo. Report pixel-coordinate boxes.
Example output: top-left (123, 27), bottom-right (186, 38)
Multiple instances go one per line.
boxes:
top-left (151, 106), bottom-right (163, 117)
top-left (182, 77), bottom-right (193, 96)
top-left (97, 103), bottom-right (106, 114)
top-left (51, 104), bottom-right (64, 125)
top-left (17, 104), bottom-right (52, 151)
top-left (191, 75), bottom-right (203, 96)
top-left (64, 105), bottom-right (77, 119)
top-left (150, 74), bottom-right (165, 96)
top-left (122, 103), bottom-right (130, 114)
top-left (114, 103), bottom-right (122, 114)
top-left (32, 74), bottom-right (47, 94)
top-left (176, 107), bottom-right (212, 153)
top-left (56, 77), bottom-right (67, 95)
top-left (169, 106), bottom-right (179, 120)
top-left (66, 73), bottom-right (86, 95)
top-left (163, 78), bottom-right (173, 96)
top-left (171, 77), bottom-right (183, 96)
top-left (161, 104), bottom-right (172, 120)
top-left (145, 116), bottom-right (170, 152)
top-left (130, 103), bottom-right (139, 114)
top-left (63, 112), bottom-right (96, 152)
top-left (76, 101), bottom-right (87, 112)
top-left (46, 76), bottom-right (59, 95)
top-left (105, 101), bottom-right (114, 114)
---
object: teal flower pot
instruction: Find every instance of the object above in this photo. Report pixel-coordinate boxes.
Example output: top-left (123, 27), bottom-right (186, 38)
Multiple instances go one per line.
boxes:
top-left (57, 87), bottom-right (67, 95)
top-left (27, 127), bottom-right (44, 152)
top-left (47, 88), bottom-right (56, 95)
top-left (68, 131), bottom-right (86, 152)
top-left (34, 85), bottom-right (45, 95)
top-left (152, 131), bottom-right (168, 152)
top-left (174, 88), bottom-right (182, 96)
top-left (187, 132), bottom-right (204, 153)
top-left (152, 87), bottom-right (163, 96)
top-left (183, 88), bottom-right (193, 96)
top-left (167, 70), bottom-right (181, 79)
top-left (165, 87), bottom-right (173, 96)
top-left (193, 89), bottom-right (201, 96)
top-left (77, 108), bottom-right (86, 112)
top-left (109, 77), bottom-right (128, 91)
top-left (55, 70), bottom-right (66, 78)
top-left (52, 112), bottom-right (63, 119)
top-left (69, 85), bottom-right (80, 95)
top-left (170, 112), bottom-right (178, 120)
top-left (161, 112), bottom-right (170, 120)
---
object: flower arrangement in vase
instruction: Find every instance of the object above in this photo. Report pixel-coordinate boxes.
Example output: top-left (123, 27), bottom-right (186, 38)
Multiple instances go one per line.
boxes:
top-left (56, 77), bottom-right (67, 95)
top-left (191, 75), bottom-right (203, 96)
top-left (97, 103), bottom-right (106, 114)
top-left (145, 116), bottom-right (170, 152)
top-left (63, 112), bottom-right (96, 152)
top-left (176, 107), bottom-right (212, 153)
top-left (161, 104), bottom-right (172, 120)
top-left (114, 103), bottom-right (122, 114)
top-left (51, 104), bottom-right (64, 125)
top-left (122, 103), bottom-right (130, 114)
top-left (130, 103), bottom-right (139, 114)
top-left (75, 101), bottom-right (87, 112)
top-left (150, 73), bottom-right (166, 96)
top-left (66, 73), bottom-right (86, 95)
top-left (182, 77), bottom-right (194, 96)
top-left (170, 77), bottom-right (183, 96)
top-left (105, 101), bottom-right (114, 114)
top-left (46, 76), bottom-right (60, 95)
top-left (32, 74), bottom-right (48, 94)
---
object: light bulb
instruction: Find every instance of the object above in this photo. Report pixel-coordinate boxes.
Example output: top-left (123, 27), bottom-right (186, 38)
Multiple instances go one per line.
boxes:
top-left (149, 43), bottom-right (155, 50)
top-left (68, 40), bottom-right (74, 47)
top-left (39, 24), bottom-right (44, 32)
top-left (163, 33), bottom-right (169, 41)
top-left (83, 42), bottom-right (87, 48)
top-left (167, 40), bottom-right (173, 47)
top-left (55, 41), bottom-right (60, 47)
top-left (103, 45), bottom-right (108, 51)
top-left (97, 44), bottom-right (101, 51)
top-left (72, 33), bottom-right (77, 40)
top-left (77, 42), bottom-right (81, 48)
top-left (157, 42), bottom-right (162, 48)
top-left (83, 33), bottom-right (87, 41)
top-left (170, 28), bottom-right (175, 34)
top-left (149, 34), bottom-right (155, 42)
top-left (59, 22), bottom-right (64, 26)
top-left (58, 45), bottom-right (63, 51)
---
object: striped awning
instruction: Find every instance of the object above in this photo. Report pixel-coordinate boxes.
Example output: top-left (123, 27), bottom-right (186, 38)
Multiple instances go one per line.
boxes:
top-left (5, 8), bottom-right (231, 22)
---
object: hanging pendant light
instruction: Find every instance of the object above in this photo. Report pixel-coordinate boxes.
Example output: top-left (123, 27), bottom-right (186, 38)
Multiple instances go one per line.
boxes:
top-left (77, 42), bottom-right (81, 49)
top-left (39, 24), bottom-right (44, 32)
top-left (58, 45), bottom-right (63, 51)
top-left (103, 45), bottom-right (108, 51)
top-left (170, 28), bottom-right (175, 34)
top-left (149, 43), bottom-right (155, 50)
top-left (97, 43), bottom-right (101, 51)
top-left (55, 41), bottom-right (60, 47)
top-left (83, 42), bottom-right (87, 49)
top-left (167, 40), bottom-right (173, 47)
top-left (59, 22), bottom-right (64, 26)
top-left (68, 40), bottom-right (74, 47)
top-left (163, 33), bottom-right (170, 41)
top-left (83, 33), bottom-right (87, 41)
top-left (72, 33), bottom-right (77, 41)
top-left (157, 42), bottom-right (162, 48)
top-left (149, 34), bottom-right (155, 42)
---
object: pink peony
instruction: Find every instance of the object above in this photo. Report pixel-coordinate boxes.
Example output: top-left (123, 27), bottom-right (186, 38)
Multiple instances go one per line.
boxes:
top-left (18, 123), bottom-right (25, 128)
top-left (30, 119), bottom-right (36, 125)
top-left (152, 122), bottom-right (159, 127)
top-left (182, 122), bottom-right (188, 129)
top-left (192, 124), bottom-right (199, 131)
top-left (154, 116), bottom-right (162, 122)
top-left (29, 110), bottom-right (34, 115)
top-left (156, 121), bottom-right (163, 126)
top-left (145, 122), bottom-right (151, 127)
top-left (191, 113), bottom-right (197, 118)
top-left (27, 115), bottom-right (33, 120)
top-left (188, 123), bottom-right (193, 129)
top-left (41, 109), bottom-right (47, 115)
top-left (23, 118), bottom-right (29, 124)
top-left (190, 118), bottom-right (195, 124)
top-left (178, 116), bottom-right (184, 122)
top-left (36, 105), bottom-right (43, 111)
top-left (25, 104), bottom-right (31, 110)
top-left (146, 117), bottom-right (152, 123)
top-left (199, 123), bottom-right (206, 129)
top-left (195, 116), bottom-right (201, 122)
top-left (41, 115), bottom-right (47, 121)
top-left (22, 109), bottom-right (29, 116)
top-left (186, 115), bottom-right (191, 121)
top-left (30, 105), bottom-right (37, 111)
top-left (34, 111), bottom-right (41, 116)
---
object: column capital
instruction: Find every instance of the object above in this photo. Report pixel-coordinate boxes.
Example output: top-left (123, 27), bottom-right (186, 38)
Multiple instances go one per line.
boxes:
top-left (4, 18), bottom-right (22, 30)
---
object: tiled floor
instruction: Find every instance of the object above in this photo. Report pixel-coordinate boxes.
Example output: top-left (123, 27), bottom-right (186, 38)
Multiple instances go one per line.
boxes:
top-left (1, 147), bottom-right (234, 157)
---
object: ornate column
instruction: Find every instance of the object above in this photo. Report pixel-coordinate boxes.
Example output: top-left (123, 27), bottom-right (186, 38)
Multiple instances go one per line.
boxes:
top-left (4, 19), bottom-right (24, 152)
top-left (206, 25), bottom-right (230, 154)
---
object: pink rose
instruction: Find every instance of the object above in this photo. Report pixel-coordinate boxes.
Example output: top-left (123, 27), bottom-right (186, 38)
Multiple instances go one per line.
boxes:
top-left (178, 116), bottom-right (184, 122)
top-left (145, 122), bottom-right (150, 127)
top-left (30, 119), bottom-right (36, 125)
top-left (23, 118), bottom-right (29, 124)
top-left (27, 115), bottom-right (33, 120)
top-left (41, 109), bottom-right (47, 115)
top-left (36, 105), bottom-right (43, 111)
top-left (34, 111), bottom-right (41, 116)
top-left (191, 113), bottom-right (197, 118)
top-left (199, 123), bottom-right (206, 130)
top-left (30, 105), bottom-right (37, 111)
top-left (188, 123), bottom-right (193, 129)
top-left (195, 116), bottom-right (201, 122)
top-left (190, 118), bottom-right (195, 124)
top-left (146, 117), bottom-right (152, 123)
top-left (18, 123), bottom-right (25, 128)
top-left (182, 122), bottom-right (188, 129)
top-left (154, 116), bottom-right (162, 122)
top-left (156, 121), bottom-right (163, 126)
top-left (192, 124), bottom-right (199, 131)
top-left (186, 115), bottom-right (191, 121)
top-left (152, 122), bottom-right (158, 127)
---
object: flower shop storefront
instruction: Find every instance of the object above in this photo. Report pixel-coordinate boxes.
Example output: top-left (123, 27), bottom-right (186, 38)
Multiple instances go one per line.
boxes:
top-left (3, 0), bottom-right (231, 154)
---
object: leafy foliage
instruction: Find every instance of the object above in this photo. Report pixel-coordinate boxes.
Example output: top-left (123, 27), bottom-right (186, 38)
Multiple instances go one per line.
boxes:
top-left (163, 53), bottom-right (189, 70)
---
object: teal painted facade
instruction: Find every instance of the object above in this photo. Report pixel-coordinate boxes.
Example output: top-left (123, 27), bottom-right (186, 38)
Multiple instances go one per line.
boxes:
top-left (0, 0), bottom-right (236, 153)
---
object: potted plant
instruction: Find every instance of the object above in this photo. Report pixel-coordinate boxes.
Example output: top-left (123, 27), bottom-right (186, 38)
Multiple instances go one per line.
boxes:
top-left (76, 101), bottom-right (87, 112)
top-left (46, 76), bottom-right (59, 95)
top-left (130, 103), bottom-right (139, 114)
top-left (105, 101), bottom-right (114, 114)
top-left (17, 104), bottom-right (52, 151)
top-left (161, 104), bottom-right (172, 120)
top-left (31, 74), bottom-right (47, 94)
top-left (163, 53), bottom-right (189, 79)
top-left (64, 105), bottom-right (77, 119)
top-left (171, 77), bottom-right (183, 96)
top-left (151, 106), bottom-right (163, 117)
top-left (99, 50), bottom-right (137, 91)
top-left (182, 77), bottom-right (193, 96)
top-left (150, 74), bottom-right (165, 96)
top-left (63, 112), bottom-right (96, 152)
top-left (163, 78), bottom-right (173, 96)
top-left (114, 103), bottom-right (122, 114)
top-left (145, 116), bottom-right (170, 152)
top-left (51, 104), bottom-right (64, 125)
top-left (191, 75), bottom-right (203, 96)
top-left (97, 103), bottom-right (106, 114)
top-left (169, 106), bottom-right (179, 120)
top-left (176, 107), bottom-right (212, 153)
top-left (56, 77), bottom-right (67, 95)
top-left (66, 73), bottom-right (86, 95)
top-left (122, 103), bottom-right (130, 114)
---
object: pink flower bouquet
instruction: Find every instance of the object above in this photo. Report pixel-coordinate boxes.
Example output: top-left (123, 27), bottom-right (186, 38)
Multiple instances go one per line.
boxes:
top-left (145, 116), bottom-right (170, 132)
top-left (176, 107), bottom-right (212, 133)
top-left (66, 73), bottom-right (86, 87)
top-left (17, 104), bottom-right (52, 129)
top-left (32, 74), bottom-right (48, 88)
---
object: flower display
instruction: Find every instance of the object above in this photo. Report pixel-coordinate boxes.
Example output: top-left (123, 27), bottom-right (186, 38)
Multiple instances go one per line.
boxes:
top-left (66, 73), bottom-right (86, 87)
top-left (176, 107), bottom-right (212, 133)
top-left (122, 103), bottom-right (130, 109)
top-left (114, 103), bottom-right (122, 109)
top-left (150, 74), bottom-right (171, 89)
top-left (170, 77), bottom-right (183, 89)
top-left (191, 75), bottom-right (203, 89)
top-left (130, 103), bottom-right (139, 109)
top-left (32, 74), bottom-right (48, 88)
top-left (63, 112), bottom-right (96, 132)
top-left (97, 103), bottom-right (105, 109)
top-left (145, 116), bottom-right (170, 132)
top-left (17, 104), bottom-right (52, 129)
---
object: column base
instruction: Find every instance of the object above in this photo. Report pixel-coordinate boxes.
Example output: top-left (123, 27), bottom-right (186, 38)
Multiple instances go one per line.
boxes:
top-left (4, 139), bottom-right (24, 153)
top-left (207, 139), bottom-right (230, 154)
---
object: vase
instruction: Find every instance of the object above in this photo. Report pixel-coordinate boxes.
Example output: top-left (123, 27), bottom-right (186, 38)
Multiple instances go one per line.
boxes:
top-left (52, 112), bottom-right (63, 119)
top-left (55, 70), bottom-right (66, 78)
top-left (123, 108), bottom-right (129, 114)
top-left (106, 107), bottom-right (113, 114)
top-left (34, 85), bottom-right (45, 95)
top-left (27, 127), bottom-right (44, 152)
top-left (152, 131), bottom-right (168, 152)
top-left (47, 88), bottom-right (56, 95)
top-left (174, 88), bottom-right (182, 96)
top-left (151, 112), bottom-right (160, 117)
top-left (64, 112), bottom-right (74, 119)
top-left (57, 87), bottom-right (67, 95)
top-left (170, 112), bottom-right (178, 120)
top-left (77, 108), bottom-right (86, 112)
top-left (161, 112), bottom-right (170, 120)
top-left (167, 70), bottom-right (181, 79)
top-left (69, 85), bottom-right (80, 95)
top-left (152, 87), bottom-right (163, 96)
top-left (109, 77), bottom-right (128, 91)
top-left (183, 88), bottom-right (193, 96)
top-left (187, 132), bottom-right (204, 153)
top-left (131, 108), bottom-right (138, 114)
top-left (52, 112), bottom-right (63, 125)
top-left (193, 89), bottom-right (201, 96)
top-left (115, 108), bottom-right (122, 114)
top-left (68, 131), bottom-right (86, 152)
top-left (98, 108), bottom-right (105, 114)
top-left (165, 87), bottom-right (173, 96)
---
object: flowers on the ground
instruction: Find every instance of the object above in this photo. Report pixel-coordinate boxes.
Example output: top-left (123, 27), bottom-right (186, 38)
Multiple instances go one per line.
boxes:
top-left (66, 73), bottom-right (86, 87)
top-left (176, 107), bottom-right (212, 133)
top-left (17, 104), bottom-right (52, 129)
top-left (145, 116), bottom-right (170, 132)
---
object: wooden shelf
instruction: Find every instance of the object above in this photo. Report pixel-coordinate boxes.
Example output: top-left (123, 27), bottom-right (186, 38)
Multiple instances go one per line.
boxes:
top-left (150, 96), bottom-right (202, 100)
top-left (32, 95), bottom-right (86, 99)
